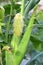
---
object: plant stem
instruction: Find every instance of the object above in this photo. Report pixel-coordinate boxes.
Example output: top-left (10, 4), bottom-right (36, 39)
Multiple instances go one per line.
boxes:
top-left (5, 4), bottom-right (12, 43)
top-left (21, 0), bottom-right (25, 15)
top-left (0, 46), bottom-right (3, 65)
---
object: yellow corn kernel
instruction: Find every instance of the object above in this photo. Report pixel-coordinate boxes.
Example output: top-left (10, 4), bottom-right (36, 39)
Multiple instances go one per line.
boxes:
top-left (13, 13), bottom-right (24, 37)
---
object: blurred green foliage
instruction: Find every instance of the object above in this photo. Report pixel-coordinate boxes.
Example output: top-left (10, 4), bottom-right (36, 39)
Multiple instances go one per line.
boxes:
top-left (0, 0), bottom-right (43, 65)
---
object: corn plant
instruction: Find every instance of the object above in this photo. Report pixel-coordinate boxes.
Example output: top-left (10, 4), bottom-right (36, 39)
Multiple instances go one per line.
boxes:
top-left (0, 0), bottom-right (43, 65)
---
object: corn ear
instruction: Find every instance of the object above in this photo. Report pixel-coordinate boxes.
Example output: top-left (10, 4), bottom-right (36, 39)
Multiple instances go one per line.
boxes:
top-left (13, 13), bottom-right (24, 37)
top-left (13, 4), bottom-right (38, 65)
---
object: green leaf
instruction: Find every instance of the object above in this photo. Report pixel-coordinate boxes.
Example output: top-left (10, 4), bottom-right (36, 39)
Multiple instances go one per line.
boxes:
top-left (0, 6), bottom-right (5, 22)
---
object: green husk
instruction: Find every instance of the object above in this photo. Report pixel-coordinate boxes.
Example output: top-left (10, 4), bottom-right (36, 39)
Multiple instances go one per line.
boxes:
top-left (14, 15), bottom-right (35, 65)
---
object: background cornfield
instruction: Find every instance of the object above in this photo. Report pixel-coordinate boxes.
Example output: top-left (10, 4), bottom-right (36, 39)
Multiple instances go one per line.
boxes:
top-left (0, 0), bottom-right (43, 65)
